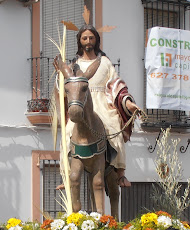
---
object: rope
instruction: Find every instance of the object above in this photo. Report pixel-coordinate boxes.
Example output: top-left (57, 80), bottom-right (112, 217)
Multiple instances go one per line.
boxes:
top-left (106, 109), bottom-right (147, 140)
top-left (83, 109), bottom-right (148, 140)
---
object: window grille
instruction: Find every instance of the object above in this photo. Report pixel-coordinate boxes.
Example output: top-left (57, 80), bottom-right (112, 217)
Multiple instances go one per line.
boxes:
top-left (42, 160), bottom-right (91, 219)
top-left (141, 0), bottom-right (190, 131)
top-left (41, 0), bottom-right (87, 99)
top-left (121, 182), bottom-right (190, 223)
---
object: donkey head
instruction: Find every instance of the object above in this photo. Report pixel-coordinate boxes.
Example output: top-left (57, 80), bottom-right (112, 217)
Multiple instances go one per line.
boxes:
top-left (63, 55), bottom-right (101, 123)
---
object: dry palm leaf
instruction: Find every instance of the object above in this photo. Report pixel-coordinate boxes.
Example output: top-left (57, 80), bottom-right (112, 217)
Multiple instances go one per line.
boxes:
top-left (61, 20), bottom-right (79, 31)
top-left (97, 25), bottom-right (116, 33)
top-left (33, 204), bottom-right (53, 220)
top-left (47, 24), bottom-right (73, 215)
top-left (82, 5), bottom-right (90, 25)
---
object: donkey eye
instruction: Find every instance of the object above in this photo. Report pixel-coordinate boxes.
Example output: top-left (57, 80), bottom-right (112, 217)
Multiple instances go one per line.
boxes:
top-left (82, 85), bottom-right (88, 92)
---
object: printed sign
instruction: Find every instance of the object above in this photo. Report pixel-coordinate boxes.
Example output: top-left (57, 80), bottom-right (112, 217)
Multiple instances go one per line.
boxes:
top-left (145, 27), bottom-right (190, 111)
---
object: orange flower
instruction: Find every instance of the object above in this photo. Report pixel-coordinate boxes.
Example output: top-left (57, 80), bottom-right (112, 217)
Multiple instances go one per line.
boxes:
top-left (155, 211), bottom-right (172, 218)
top-left (40, 219), bottom-right (53, 230)
top-left (100, 215), bottom-right (118, 228)
top-left (123, 223), bottom-right (132, 229)
top-left (109, 219), bottom-right (118, 228)
top-left (100, 215), bottom-right (114, 224)
top-left (181, 221), bottom-right (190, 229)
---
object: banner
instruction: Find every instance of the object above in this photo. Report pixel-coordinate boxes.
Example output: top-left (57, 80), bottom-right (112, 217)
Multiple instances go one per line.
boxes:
top-left (145, 27), bottom-right (190, 111)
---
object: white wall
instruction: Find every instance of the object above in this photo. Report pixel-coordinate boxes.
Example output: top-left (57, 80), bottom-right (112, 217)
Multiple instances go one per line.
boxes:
top-left (0, 127), bottom-right (56, 222)
top-left (0, 0), bottom-right (55, 222)
top-left (102, 0), bottom-right (145, 110)
top-left (0, 0), bottom-right (31, 126)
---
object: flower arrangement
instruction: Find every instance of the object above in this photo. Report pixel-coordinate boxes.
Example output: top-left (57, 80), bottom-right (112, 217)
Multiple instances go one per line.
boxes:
top-left (3, 211), bottom-right (126, 230)
top-left (4, 218), bottom-right (40, 230)
top-left (124, 210), bottom-right (190, 230)
top-left (3, 210), bottom-right (190, 230)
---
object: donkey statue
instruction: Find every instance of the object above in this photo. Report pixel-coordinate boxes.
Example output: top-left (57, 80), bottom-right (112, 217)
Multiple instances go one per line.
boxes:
top-left (53, 54), bottom-right (119, 217)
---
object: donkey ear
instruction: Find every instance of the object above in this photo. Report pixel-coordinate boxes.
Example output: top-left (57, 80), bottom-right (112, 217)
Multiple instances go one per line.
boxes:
top-left (83, 54), bottom-right (101, 80)
top-left (73, 64), bottom-right (84, 77)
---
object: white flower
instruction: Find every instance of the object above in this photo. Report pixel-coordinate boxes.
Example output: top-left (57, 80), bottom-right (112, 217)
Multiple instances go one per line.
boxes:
top-left (157, 215), bottom-right (172, 228)
top-left (34, 223), bottom-right (40, 228)
top-left (129, 225), bottom-right (135, 230)
top-left (62, 213), bottom-right (68, 219)
top-left (78, 210), bottom-right (89, 216)
top-left (63, 223), bottom-right (78, 230)
top-left (9, 226), bottom-right (22, 230)
top-left (81, 220), bottom-right (95, 230)
top-left (89, 212), bottom-right (101, 221)
top-left (51, 219), bottom-right (65, 230)
top-left (173, 219), bottom-right (186, 230)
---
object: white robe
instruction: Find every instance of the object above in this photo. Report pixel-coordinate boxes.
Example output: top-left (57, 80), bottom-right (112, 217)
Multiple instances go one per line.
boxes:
top-left (66, 56), bottom-right (129, 169)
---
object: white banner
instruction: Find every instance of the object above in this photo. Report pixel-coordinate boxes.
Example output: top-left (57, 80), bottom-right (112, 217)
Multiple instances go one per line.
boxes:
top-left (145, 27), bottom-right (190, 111)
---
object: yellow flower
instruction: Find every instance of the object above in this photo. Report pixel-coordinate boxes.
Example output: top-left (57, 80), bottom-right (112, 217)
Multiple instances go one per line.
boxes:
top-left (6, 218), bottom-right (22, 229)
top-left (66, 213), bottom-right (84, 226)
top-left (141, 213), bottom-right (158, 228)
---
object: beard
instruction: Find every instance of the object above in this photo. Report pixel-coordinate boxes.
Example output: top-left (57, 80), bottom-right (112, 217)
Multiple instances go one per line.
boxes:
top-left (82, 44), bottom-right (95, 53)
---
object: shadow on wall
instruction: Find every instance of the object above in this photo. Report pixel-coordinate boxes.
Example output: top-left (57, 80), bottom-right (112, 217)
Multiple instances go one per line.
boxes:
top-left (0, 142), bottom-right (35, 222)
top-left (125, 135), bottom-right (158, 181)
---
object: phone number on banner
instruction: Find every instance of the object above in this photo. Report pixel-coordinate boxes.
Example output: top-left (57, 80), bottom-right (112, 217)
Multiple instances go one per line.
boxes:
top-left (150, 72), bottom-right (189, 81)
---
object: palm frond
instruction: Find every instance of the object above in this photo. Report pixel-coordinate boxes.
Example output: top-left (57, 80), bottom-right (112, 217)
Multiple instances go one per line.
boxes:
top-left (82, 5), bottom-right (90, 25)
top-left (60, 21), bottom-right (79, 31)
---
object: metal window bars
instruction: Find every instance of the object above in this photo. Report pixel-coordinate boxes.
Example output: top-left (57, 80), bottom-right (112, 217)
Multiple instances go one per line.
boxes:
top-left (141, 0), bottom-right (190, 132)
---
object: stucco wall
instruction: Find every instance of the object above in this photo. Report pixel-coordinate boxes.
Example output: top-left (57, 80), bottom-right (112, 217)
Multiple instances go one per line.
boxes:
top-left (0, 0), bottom-right (31, 125)
top-left (0, 127), bottom-right (56, 222)
top-left (0, 0), bottom-right (55, 222)
top-left (102, 0), bottom-right (144, 110)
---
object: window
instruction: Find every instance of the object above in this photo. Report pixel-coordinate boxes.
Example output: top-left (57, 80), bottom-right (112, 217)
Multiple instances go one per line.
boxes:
top-left (121, 182), bottom-right (190, 223)
top-left (42, 160), bottom-right (91, 219)
top-left (41, 0), bottom-right (87, 99)
top-left (141, 0), bottom-right (190, 131)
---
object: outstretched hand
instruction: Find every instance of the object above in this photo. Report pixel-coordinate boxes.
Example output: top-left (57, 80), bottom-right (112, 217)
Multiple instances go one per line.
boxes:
top-left (126, 100), bottom-right (142, 119)
top-left (53, 54), bottom-right (64, 73)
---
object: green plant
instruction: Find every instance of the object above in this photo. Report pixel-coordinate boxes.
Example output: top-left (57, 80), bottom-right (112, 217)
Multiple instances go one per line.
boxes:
top-left (151, 127), bottom-right (190, 218)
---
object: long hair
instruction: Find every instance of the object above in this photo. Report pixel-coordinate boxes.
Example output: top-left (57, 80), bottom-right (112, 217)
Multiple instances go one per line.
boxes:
top-left (76, 24), bottom-right (106, 57)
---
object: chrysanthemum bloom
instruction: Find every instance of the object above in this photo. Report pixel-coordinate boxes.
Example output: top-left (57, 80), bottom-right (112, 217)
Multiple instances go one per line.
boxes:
top-left (67, 213), bottom-right (83, 226)
top-left (81, 220), bottom-right (95, 230)
top-left (9, 226), bottom-right (22, 230)
top-left (63, 223), bottom-right (78, 230)
top-left (99, 215), bottom-right (118, 228)
top-left (89, 212), bottom-right (101, 221)
top-left (6, 218), bottom-right (22, 229)
top-left (123, 223), bottom-right (132, 229)
top-left (181, 221), bottom-right (190, 229)
top-left (141, 213), bottom-right (158, 228)
top-left (172, 219), bottom-right (184, 229)
top-left (155, 211), bottom-right (172, 218)
top-left (108, 219), bottom-right (118, 228)
top-left (50, 219), bottom-right (65, 230)
top-left (100, 215), bottom-right (114, 224)
top-left (78, 210), bottom-right (89, 216)
top-left (40, 219), bottom-right (53, 230)
top-left (157, 215), bottom-right (172, 228)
